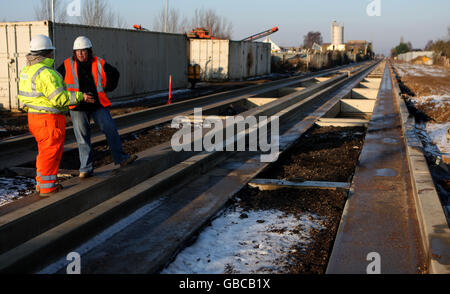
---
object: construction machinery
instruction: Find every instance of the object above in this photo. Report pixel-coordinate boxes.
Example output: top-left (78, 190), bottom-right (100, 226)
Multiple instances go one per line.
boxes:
top-left (241, 26), bottom-right (279, 42)
top-left (133, 24), bottom-right (149, 31)
top-left (186, 28), bottom-right (220, 40)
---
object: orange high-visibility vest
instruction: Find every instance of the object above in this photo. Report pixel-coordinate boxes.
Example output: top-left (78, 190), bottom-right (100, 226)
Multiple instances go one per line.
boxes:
top-left (64, 57), bottom-right (111, 109)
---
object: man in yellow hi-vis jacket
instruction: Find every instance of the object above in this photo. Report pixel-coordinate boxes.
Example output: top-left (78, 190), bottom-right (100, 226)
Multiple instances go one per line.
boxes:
top-left (18, 34), bottom-right (94, 196)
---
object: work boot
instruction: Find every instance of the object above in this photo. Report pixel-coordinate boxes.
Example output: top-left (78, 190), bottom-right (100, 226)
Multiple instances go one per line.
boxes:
top-left (120, 155), bottom-right (138, 167)
top-left (79, 171), bottom-right (93, 179)
top-left (40, 184), bottom-right (63, 197)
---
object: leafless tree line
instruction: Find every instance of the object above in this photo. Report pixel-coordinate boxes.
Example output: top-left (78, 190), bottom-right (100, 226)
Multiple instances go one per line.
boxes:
top-left (153, 7), bottom-right (233, 39)
top-left (34, 1), bottom-right (233, 38)
top-left (34, 0), bottom-right (68, 23)
top-left (34, 0), bottom-right (127, 28)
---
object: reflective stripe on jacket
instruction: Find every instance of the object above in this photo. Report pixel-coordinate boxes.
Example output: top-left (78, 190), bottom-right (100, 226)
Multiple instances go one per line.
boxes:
top-left (18, 58), bottom-right (84, 114)
top-left (64, 56), bottom-right (111, 108)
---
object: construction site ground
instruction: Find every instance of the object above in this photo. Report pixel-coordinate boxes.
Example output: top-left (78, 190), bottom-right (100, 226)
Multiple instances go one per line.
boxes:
top-left (392, 61), bottom-right (450, 222)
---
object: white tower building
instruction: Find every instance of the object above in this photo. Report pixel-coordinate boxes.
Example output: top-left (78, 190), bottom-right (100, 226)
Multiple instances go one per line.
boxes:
top-left (331, 21), bottom-right (344, 45)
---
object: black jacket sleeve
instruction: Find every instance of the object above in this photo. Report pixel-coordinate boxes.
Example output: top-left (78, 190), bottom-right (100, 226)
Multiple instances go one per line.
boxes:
top-left (57, 63), bottom-right (66, 78)
top-left (103, 62), bottom-right (120, 93)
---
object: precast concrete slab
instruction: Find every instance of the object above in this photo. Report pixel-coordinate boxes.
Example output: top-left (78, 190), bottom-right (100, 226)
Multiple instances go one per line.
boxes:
top-left (340, 99), bottom-right (376, 114)
top-left (349, 88), bottom-right (379, 99)
top-left (327, 63), bottom-right (427, 274)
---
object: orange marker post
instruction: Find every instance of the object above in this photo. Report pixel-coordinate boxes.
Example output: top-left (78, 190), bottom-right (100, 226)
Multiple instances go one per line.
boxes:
top-left (167, 75), bottom-right (172, 105)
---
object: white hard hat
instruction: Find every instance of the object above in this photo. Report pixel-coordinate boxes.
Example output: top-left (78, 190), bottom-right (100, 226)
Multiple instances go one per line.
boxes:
top-left (30, 34), bottom-right (55, 52)
top-left (73, 36), bottom-right (93, 50)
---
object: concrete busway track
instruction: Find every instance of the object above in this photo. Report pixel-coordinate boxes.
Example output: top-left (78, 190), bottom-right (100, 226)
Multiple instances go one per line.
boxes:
top-left (0, 62), bottom-right (370, 171)
top-left (326, 62), bottom-right (450, 274)
top-left (0, 60), bottom-right (380, 273)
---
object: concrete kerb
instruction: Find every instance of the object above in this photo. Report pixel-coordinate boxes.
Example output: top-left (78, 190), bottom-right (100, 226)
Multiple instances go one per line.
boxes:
top-left (389, 63), bottom-right (450, 274)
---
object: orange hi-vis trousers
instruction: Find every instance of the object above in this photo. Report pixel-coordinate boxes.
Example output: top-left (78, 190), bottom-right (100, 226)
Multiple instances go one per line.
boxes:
top-left (28, 113), bottom-right (66, 194)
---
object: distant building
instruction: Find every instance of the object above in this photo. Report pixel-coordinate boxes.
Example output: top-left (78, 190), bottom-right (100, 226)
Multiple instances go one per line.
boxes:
top-left (347, 40), bottom-right (370, 55)
top-left (263, 37), bottom-right (281, 53)
top-left (321, 42), bottom-right (346, 52)
top-left (331, 20), bottom-right (344, 45)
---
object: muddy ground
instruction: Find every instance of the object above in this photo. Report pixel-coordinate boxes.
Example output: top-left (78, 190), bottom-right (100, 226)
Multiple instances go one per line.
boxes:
top-left (393, 61), bottom-right (450, 123)
top-left (230, 126), bottom-right (366, 274)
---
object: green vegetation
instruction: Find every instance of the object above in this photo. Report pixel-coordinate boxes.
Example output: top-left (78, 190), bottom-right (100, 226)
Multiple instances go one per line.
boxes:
top-left (391, 42), bottom-right (410, 57)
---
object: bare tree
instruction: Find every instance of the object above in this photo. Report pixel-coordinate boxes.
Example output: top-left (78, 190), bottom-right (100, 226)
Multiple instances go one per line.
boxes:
top-left (188, 8), bottom-right (233, 39)
top-left (425, 40), bottom-right (434, 51)
top-left (303, 31), bottom-right (323, 49)
top-left (80, 0), bottom-right (127, 28)
top-left (153, 7), bottom-right (187, 33)
top-left (34, 0), bottom-right (68, 23)
top-left (406, 41), bottom-right (413, 51)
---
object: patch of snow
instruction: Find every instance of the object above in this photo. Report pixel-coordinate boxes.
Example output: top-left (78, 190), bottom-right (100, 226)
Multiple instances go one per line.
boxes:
top-left (0, 177), bottom-right (35, 207)
top-left (416, 122), bottom-right (450, 159)
top-left (162, 206), bottom-right (326, 274)
top-left (410, 94), bottom-right (450, 107)
top-left (426, 123), bottom-right (450, 156)
top-left (394, 63), bottom-right (449, 78)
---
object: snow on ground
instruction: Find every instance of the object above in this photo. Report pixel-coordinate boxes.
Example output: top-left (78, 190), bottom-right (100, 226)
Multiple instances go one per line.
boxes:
top-left (394, 63), bottom-right (450, 161)
top-left (395, 63), bottom-right (449, 78)
top-left (416, 122), bottom-right (450, 160)
top-left (162, 205), bottom-right (326, 274)
top-left (410, 94), bottom-right (450, 108)
top-left (0, 176), bottom-right (35, 207)
top-left (409, 93), bottom-right (450, 161)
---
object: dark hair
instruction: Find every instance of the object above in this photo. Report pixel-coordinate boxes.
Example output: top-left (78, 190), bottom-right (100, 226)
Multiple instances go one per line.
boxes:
top-left (72, 48), bottom-right (94, 61)
top-left (31, 49), bottom-right (54, 57)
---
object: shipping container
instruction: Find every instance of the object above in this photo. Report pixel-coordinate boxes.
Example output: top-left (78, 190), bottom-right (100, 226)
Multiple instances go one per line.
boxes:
top-left (189, 39), bottom-right (271, 81)
top-left (0, 21), bottom-right (188, 111)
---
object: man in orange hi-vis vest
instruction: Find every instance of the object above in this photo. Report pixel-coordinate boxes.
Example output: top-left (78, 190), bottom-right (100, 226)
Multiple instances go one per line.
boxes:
top-left (57, 36), bottom-right (137, 179)
top-left (18, 35), bottom-right (95, 196)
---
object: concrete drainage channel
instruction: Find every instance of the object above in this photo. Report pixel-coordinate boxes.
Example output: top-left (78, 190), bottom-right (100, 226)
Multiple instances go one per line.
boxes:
top-left (0, 61), bottom-right (382, 273)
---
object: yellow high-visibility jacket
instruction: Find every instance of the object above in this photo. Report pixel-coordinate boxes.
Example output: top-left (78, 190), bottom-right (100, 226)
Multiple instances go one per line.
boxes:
top-left (18, 58), bottom-right (83, 114)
